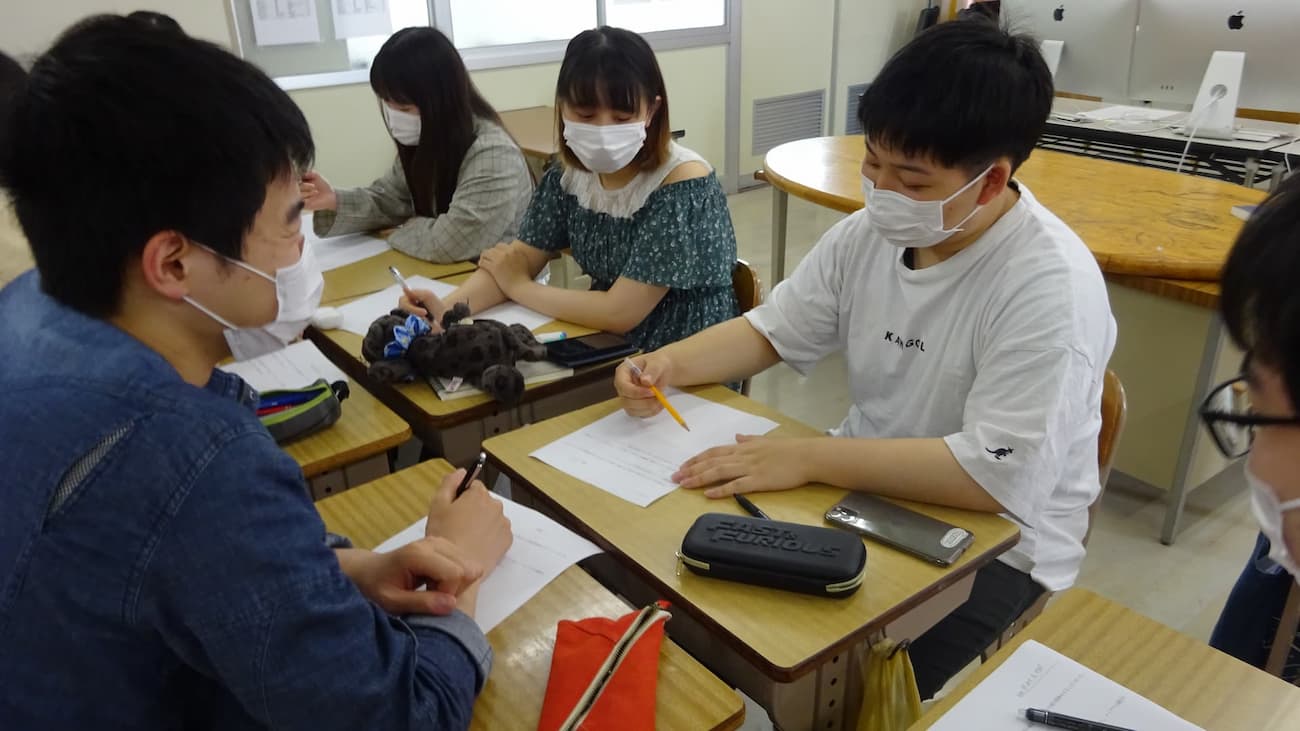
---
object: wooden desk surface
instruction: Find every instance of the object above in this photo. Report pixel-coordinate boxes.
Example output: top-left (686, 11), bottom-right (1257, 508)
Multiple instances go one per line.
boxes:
top-left (322, 248), bottom-right (476, 305)
top-left (282, 376), bottom-right (410, 478)
top-left (483, 385), bottom-right (1021, 681)
top-left (500, 106), bottom-right (558, 162)
top-left (310, 272), bottom-right (607, 431)
top-left (912, 589), bottom-right (1300, 730)
top-left (760, 136), bottom-right (1265, 282)
top-left (315, 459), bottom-right (745, 731)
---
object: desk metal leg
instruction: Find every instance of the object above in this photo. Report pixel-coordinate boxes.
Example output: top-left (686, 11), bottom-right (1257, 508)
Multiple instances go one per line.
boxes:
top-left (1161, 314), bottom-right (1225, 545)
top-left (771, 186), bottom-right (790, 285)
top-left (1244, 156), bottom-right (1261, 189)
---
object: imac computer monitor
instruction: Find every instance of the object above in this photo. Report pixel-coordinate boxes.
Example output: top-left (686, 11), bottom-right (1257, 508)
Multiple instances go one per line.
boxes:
top-left (1129, 0), bottom-right (1300, 112)
top-left (999, 0), bottom-right (1141, 101)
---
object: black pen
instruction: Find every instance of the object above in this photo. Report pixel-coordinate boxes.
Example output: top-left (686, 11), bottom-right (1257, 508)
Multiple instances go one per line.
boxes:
top-left (734, 494), bottom-right (770, 520)
top-left (455, 452), bottom-right (487, 498)
top-left (1023, 708), bottom-right (1136, 731)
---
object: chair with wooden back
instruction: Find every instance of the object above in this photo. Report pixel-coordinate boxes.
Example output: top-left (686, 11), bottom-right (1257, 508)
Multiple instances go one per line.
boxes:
top-left (732, 259), bottom-right (763, 396)
top-left (982, 369), bottom-right (1127, 659)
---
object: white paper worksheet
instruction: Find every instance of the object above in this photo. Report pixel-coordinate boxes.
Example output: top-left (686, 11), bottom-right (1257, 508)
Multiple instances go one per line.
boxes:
top-left (249, 0), bottom-right (321, 46)
top-left (304, 213), bottom-right (391, 272)
top-left (530, 390), bottom-right (780, 507)
top-left (374, 497), bottom-right (601, 632)
top-left (330, 0), bottom-right (392, 39)
top-left (218, 340), bottom-right (348, 393)
top-left (334, 276), bottom-right (554, 335)
top-left (335, 276), bottom-right (457, 334)
top-left (927, 640), bottom-right (1203, 731)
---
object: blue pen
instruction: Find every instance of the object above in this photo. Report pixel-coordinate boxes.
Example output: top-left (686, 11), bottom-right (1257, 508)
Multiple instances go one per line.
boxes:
top-left (536, 331), bottom-right (567, 344)
top-left (257, 391), bottom-right (319, 410)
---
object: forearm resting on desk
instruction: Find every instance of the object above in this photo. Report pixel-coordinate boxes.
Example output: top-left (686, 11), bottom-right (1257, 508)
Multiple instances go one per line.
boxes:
top-left (508, 277), bottom-right (666, 334)
top-left (440, 269), bottom-right (509, 318)
top-left (807, 436), bottom-right (1005, 513)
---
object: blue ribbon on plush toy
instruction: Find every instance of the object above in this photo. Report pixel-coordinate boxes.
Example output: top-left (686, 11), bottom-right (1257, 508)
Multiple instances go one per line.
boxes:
top-left (383, 314), bottom-right (433, 359)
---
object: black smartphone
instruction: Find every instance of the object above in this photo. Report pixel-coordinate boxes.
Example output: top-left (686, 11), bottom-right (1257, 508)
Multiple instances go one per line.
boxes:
top-left (545, 332), bottom-right (637, 368)
top-left (824, 493), bottom-right (974, 566)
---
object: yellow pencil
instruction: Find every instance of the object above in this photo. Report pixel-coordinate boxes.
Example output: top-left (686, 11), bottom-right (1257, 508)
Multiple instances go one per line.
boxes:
top-left (624, 358), bottom-right (690, 431)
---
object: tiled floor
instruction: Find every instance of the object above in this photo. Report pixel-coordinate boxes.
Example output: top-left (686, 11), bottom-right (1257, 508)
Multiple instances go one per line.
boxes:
top-left (723, 185), bottom-right (1258, 644)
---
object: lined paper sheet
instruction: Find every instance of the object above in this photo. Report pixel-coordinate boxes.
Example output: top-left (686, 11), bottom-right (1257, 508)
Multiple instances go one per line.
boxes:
top-left (928, 640), bottom-right (1203, 731)
top-left (218, 340), bottom-right (347, 392)
top-left (530, 390), bottom-right (780, 507)
top-left (304, 213), bottom-right (391, 272)
top-left (375, 497), bottom-right (601, 632)
top-left (334, 276), bottom-right (553, 335)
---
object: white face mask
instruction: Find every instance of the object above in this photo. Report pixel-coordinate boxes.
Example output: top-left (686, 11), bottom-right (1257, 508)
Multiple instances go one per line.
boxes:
top-left (862, 163), bottom-right (994, 249)
top-left (185, 244), bottom-right (324, 361)
top-left (562, 119), bottom-right (647, 174)
top-left (383, 105), bottom-right (422, 146)
top-left (1248, 465), bottom-right (1300, 577)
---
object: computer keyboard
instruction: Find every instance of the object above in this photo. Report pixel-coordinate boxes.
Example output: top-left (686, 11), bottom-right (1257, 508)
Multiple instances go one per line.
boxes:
top-left (1233, 129), bottom-right (1282, 142)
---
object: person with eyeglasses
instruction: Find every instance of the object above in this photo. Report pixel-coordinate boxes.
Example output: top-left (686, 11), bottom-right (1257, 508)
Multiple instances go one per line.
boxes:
top-left (1202, 172), bottom-right (1300, 683)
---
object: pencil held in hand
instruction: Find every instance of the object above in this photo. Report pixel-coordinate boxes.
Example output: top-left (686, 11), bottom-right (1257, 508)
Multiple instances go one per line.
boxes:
top-left (623, 358), bottom-right (690, 431)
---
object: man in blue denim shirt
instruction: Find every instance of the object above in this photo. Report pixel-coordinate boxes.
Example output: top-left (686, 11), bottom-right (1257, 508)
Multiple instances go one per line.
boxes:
top-left (0, 16), bottom-right (511, 729)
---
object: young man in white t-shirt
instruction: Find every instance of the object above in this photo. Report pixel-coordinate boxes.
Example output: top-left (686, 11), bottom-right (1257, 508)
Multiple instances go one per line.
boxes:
top-left (614, 19), bottom-right (1116, 697)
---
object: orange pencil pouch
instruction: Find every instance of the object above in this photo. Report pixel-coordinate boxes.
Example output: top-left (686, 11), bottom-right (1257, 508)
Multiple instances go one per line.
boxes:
top-left (536, 603), bottom-right (671, 731)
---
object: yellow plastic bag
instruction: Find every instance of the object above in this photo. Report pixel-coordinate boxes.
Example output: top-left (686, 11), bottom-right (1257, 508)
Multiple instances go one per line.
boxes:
top-left (856, 639), bottom-right (922, 731)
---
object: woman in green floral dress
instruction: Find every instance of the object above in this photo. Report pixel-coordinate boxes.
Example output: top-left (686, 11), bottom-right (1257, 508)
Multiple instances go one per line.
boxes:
top-left (399, 26), bottom-right (738, 354)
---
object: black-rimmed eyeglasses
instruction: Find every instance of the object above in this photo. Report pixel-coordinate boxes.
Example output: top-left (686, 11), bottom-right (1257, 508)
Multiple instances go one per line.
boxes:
top-left (1199, 375), bottom-right (1300, 458)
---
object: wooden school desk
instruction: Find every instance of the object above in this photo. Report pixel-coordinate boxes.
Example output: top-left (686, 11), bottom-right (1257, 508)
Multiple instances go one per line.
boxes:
top-left (911, 589), bottom-right (1300, 730)
top-left (483, 385), bottom-right (1020, 731)
top-left (314, 458), bottom-right (746, 731)
top-left (321, 247), bottom-right (476, 306)
top-left (284, 380), bottom-right (410, 500)
top-left (499, 106), bottom-right (559, 163)
top-left (757, 136), bottom-right (1260, 544)
top-left (309, 272), bottom-right (620, 469)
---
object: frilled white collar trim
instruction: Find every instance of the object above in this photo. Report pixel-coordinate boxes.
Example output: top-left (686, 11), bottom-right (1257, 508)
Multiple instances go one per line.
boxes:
top-left (559, 142), bottom-right (709, 219)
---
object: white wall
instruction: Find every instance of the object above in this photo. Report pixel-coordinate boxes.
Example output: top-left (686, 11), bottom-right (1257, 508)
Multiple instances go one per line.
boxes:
top-left (737, 0), bottom-right (836, 177)
top-left (829, 0), bottom-right (922, 135)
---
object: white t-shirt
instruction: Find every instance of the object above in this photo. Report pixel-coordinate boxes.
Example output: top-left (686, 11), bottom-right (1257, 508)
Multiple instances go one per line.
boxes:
top-left (745, 183), bottom-right (1116, 591)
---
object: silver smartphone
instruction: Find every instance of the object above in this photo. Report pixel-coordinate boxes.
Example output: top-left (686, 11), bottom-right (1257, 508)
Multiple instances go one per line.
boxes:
top-left (825, 493), bottom-right (974, 566)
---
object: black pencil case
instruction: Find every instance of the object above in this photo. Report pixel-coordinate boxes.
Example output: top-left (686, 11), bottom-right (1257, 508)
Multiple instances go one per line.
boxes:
top-left (258, 379), bottom-right (349, 445)
top-left (677, 513), bottom-right (867, 598)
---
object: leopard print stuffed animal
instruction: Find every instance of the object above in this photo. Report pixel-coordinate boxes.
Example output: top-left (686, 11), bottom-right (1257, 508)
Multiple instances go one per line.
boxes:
top-left (361, 302), bottom-right (548, 407)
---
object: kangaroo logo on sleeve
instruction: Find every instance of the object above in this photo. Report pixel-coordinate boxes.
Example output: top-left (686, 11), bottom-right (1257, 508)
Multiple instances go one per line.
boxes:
top-left (986, 447), bottom-right (1014, 461)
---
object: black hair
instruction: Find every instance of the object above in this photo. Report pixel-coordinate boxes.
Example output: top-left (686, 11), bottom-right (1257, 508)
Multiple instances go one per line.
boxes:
top-left (369, 27), bottom-right (504, 217)
top-left (0, 14), bottom-right (313, 318)
top-left (1221, 173), bottom-right (1300, 410)
top-left (554, 27), bottom-right (671, 172)
top-left (126, 10), bottom-right (183, 33)
top-left (857, 17), bottom-right (1052, 175)
top-left (0, 53), bottom-right (24, 157)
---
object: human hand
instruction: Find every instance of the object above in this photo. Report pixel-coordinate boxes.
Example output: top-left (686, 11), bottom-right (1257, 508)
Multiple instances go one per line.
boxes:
top-left (672, 435), bottom-right (810, 498)
top-left (478, 243), bottom-right (532, 297)
top-left (299, 171), bottom-right (338, 212)
top-left (335, 538), bottom-right (482, 616)
top-left (398, 287), bottom-right (449, 326)
top-left (615, 352), bottom-right (676, 418)
top-left (425, 468), bottom-right (513, 576)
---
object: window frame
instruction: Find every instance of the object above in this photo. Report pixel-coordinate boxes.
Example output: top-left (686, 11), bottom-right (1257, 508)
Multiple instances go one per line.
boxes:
top-left (228, 0), bottom-right (731, 91)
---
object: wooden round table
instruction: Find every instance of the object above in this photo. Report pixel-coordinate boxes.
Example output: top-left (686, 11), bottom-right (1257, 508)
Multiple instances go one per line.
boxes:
top-left (758, 135), bottom-right (1263, 305)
